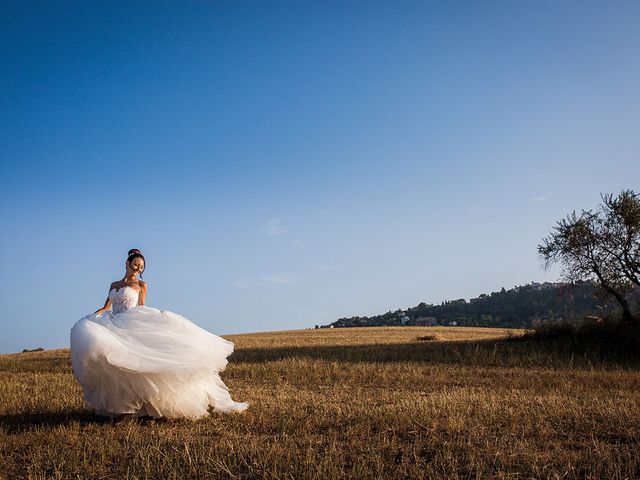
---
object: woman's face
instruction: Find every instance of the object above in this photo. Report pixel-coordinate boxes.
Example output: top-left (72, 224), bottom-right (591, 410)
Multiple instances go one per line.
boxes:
top-left (126, 257), bottom-right (145, 276)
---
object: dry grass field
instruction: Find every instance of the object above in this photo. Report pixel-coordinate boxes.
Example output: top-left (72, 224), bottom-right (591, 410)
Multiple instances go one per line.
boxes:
top-left (1, 326), bottom-right (639, 479)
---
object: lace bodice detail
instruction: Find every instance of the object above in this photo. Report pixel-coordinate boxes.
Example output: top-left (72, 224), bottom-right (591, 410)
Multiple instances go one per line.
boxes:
top-left (109, 286), bottom-right (139, 314)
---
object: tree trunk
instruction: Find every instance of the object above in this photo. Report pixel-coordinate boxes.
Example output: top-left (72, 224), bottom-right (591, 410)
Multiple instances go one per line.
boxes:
top-left (602, 282), bottom-right (634, 323)
top-left (616, 294), bottom-right (634, 323)
top-left (593, 268), bottom-right (636, 323)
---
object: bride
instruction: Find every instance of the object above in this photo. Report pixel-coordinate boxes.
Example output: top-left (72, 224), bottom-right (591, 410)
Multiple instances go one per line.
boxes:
top-left (70, 248), bottom-right (248, 419)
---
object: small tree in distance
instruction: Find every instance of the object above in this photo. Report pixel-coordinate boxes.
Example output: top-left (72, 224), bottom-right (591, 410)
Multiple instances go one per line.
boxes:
top-left (538, 189), bottom-right (640, 324)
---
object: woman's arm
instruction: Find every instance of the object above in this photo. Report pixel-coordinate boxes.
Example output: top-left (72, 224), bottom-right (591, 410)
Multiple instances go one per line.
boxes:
top-left (138, 281), bottom-right (148, 306)
top-left (94, 296), bottom-right (112, 315)
top-left (94, 284), bottom-right (114, 314)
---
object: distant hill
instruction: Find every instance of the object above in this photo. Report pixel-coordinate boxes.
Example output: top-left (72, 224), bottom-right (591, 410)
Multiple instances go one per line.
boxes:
top-left (325, 280), bottom-right (639, 329)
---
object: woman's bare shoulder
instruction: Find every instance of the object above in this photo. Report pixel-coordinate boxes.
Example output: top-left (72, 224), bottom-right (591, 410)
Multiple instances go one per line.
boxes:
top-left (138, 280), bottom-right (148, 289)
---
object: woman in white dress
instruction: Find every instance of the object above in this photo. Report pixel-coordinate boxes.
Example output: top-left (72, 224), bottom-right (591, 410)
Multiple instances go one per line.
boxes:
top-left (70, 248), bottom-right (248, 419)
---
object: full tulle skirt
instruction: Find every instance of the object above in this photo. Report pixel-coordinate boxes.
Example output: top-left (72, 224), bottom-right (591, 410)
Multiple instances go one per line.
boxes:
top-left (70, 306), bottom-right (248, 419)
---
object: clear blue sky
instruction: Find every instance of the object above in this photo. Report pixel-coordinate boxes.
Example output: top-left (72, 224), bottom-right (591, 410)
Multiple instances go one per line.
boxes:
top-left (1, 1), bottom-right (639, 353)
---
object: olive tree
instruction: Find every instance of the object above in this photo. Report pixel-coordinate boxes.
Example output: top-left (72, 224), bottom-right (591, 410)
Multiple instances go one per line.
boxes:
top-left (538, 189), bottom-right (640, 323)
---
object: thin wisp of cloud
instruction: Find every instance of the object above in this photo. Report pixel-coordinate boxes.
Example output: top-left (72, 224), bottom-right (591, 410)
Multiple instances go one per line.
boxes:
top-left (265, 218), bottom-right (289, 236)
top-left (531, 195), bottom-right (551, 203)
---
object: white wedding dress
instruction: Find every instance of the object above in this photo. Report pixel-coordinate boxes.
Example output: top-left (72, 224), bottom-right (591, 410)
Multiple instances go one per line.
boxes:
top-left (70, 286), bottom-right (248, 419)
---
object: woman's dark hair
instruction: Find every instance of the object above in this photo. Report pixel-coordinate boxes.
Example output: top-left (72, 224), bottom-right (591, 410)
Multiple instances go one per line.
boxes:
top-left (127, 248), bottom-right (146, 279)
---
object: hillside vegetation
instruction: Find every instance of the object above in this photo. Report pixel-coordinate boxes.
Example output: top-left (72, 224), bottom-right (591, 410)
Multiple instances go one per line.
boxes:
top-left (1, 327), bottom-right (639, 479)
top-left (331, 280), bottom-right (640, 329)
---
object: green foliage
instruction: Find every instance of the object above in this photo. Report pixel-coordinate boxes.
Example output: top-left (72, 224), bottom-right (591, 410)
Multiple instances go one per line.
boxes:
top-left (330, 280), bottom-right (636, 328)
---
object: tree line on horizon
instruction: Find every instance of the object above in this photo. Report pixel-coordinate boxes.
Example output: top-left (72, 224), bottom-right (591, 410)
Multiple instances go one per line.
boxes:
top-left (326, 280), bottom-right (620, 329)
top-left (325, 189), bottom-right (640, 329)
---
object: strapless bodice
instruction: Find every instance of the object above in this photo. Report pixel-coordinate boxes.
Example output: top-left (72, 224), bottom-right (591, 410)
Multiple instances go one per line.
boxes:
top-left (109, 286), bottom-right (139, 314)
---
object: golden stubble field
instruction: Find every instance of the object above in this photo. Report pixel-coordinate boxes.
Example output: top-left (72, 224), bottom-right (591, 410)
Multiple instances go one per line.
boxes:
top-left (1, 326), bottom-right (639, 479)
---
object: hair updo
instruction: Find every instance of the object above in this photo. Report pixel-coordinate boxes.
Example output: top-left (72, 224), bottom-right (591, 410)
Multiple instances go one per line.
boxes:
top-left (127, 248), bottom-right (146, 278)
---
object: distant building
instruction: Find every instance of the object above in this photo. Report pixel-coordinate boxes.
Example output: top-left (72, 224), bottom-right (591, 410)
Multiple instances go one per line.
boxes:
top-left (400, 316), bottom-right (410, 325)
top-left (448, 321), bottom-right (458, 326)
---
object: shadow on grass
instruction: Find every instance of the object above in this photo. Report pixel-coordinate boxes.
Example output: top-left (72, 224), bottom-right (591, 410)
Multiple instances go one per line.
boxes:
top-left (0, 409), bottom-right (167, 434)
top-left (231, 330), bottom-right (640, 370)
